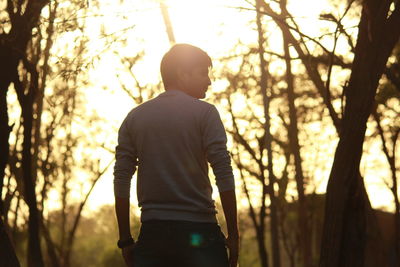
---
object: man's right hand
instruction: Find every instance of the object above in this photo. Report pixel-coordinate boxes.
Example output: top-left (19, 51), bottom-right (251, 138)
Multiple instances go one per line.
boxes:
top-left (121, 244), bottom-right (136, 267)
top-left (219, 189), bottom-right (239, 267)
top-left (225, 234), bottom-right (239, 267)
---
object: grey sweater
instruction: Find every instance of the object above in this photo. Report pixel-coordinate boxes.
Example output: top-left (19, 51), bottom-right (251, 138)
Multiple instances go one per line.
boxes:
top-left (113, 89), bottom-right (235, 223)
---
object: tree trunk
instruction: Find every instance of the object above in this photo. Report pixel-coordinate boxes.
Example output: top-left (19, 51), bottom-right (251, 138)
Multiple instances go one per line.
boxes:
top-left (256, 1), bottom-right (281, 266)
top-left (160, 1), bottom-right (176, 45)
top-left (393, 185), bottom-right (400, 265)
top-left (229, 100), bottom-right (270, 267)
top-left (0, 43), bottom-right (17, 217)
top-left (373, 110), bottom-right (400, 263)
top-left (41, 219), bottom-right (61, 267)
top-left (255, 226), bottom-right (270, 267)
top-left (282, 30), bottom-right (311, 267)
top-left (0, 217), bottom-right (20, 267)
top-left (319, 1), bottom-right (400, 266)
top-left (0, 83), bottom-right (12, 216)
top-left (1, 1), bottom-right (50, 266)
top-left (15, 71), bottom-right (44, 267)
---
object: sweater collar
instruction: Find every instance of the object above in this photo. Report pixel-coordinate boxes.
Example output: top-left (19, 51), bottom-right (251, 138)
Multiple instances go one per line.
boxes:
top-left (161, 89), bottom-right (188, 97)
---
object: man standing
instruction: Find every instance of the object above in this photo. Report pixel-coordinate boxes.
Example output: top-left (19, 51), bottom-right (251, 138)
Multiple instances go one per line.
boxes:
top-left (114, 44), bottom-right (239, 267)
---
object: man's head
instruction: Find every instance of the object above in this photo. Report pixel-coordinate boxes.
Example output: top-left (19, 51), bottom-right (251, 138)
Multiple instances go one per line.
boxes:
top-left (160, 44), bottom-right (212, 99)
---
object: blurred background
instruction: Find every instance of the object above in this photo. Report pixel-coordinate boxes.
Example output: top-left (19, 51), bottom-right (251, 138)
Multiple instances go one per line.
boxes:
top-left (0, 0), bottom-right (399, 266)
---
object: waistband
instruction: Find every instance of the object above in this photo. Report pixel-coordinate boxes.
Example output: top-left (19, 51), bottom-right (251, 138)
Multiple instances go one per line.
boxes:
top-left (141, 208), bottom-right (218, 223)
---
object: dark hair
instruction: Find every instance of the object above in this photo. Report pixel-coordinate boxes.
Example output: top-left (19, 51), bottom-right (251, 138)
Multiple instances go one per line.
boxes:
top-left (160, 44), bottom-right (212, 89)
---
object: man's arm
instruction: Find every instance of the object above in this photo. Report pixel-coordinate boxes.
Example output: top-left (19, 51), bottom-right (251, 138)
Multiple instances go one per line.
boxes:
top-left (114, 116), bottom-right (137, 239)
top-left (220, 189), bottom-right (239, 267)
top-left (219, 189), bottom-right (238, 237)
top-left (202, 105), bottom-right (237, 232)
top-left (115, 196), bottom-right (136, 267)
top-left (115, 196), bottom-right (132, 240)
top-left (202, 105), bottom-right (239, 266)
top-left (114, 116), bottom-right (138, 266)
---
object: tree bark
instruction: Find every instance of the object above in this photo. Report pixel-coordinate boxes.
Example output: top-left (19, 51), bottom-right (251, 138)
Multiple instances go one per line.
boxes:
top-left (319, 1), bottom-right (400, 266)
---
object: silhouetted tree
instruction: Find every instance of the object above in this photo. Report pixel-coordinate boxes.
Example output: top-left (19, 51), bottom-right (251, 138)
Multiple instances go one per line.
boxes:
top-left (0, 1), bottom-right (49, 266)
top-left (372, 42), bottom-right (400, 264)
top-left (319, 1), bottom-right (400, 266)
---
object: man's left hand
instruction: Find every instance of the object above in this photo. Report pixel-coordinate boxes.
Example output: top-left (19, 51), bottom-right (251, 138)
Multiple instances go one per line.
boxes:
top-left (121, 243), bottom-right (136, 267)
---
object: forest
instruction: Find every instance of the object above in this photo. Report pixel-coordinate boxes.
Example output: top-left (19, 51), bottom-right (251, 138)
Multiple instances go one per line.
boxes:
top-left (0, 0), bottom-right (399, 266)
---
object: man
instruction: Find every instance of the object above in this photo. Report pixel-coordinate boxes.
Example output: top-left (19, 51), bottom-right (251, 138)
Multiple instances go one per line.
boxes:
top-left (114, 43), bottom-right (239, 267)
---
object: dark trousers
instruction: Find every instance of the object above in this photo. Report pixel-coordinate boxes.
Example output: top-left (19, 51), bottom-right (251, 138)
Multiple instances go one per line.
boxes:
top-left (132, 219), bottom-right (229, 267)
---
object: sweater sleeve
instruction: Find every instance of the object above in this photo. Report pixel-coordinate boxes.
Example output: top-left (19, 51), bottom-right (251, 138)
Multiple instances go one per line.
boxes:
top-left (202, 105), bottom-right (235, 192)
top-left (113, 115), bottom-right (138, 198)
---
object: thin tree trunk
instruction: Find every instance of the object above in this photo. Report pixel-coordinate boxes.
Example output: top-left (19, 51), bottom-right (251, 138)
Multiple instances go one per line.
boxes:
top-left (279, 208), bottom-right (297, 267)
top-left (282, 27), bottom-right (311, 267)
top-left (32, 1), bottom-right (57, 186)
top-left (392, 185), bottom-right (400, 264)
top-left (14, 63), bottom-right (44, 267)
top-left (40, 218), bottom-right (60, 267)
top-left (63, 160), bottom-right (113, 267)
top-left (277, 156), bottom-right (297, 267)
top-left (12, 195), bottom-right (21, 239)
top-left (373, 110), bottom-right (400, 263)
top-left (21, 89), bottom-right (44, 267)
top-left (256, 226), bottom-right (269, 267)
top-left (228, 97), bottom-right (270, 267)
top-left (260, 170), bottom-right (270, 267)
top-left (160, 1), bottom-right (176, 45)
top-left (256, 1), bottom-right (281, 266)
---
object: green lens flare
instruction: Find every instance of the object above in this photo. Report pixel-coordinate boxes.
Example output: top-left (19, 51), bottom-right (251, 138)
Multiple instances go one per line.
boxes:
top-left (190, 233), bottom-right (203, 247)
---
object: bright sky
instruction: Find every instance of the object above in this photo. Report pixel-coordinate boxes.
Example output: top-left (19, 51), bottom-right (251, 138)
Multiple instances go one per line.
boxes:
top-left (53, 0), bottom-right (396, 215)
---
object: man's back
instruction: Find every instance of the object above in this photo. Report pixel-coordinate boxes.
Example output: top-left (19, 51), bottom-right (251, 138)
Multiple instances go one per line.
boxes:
top-left (114, 89), bottom-right (235, 223)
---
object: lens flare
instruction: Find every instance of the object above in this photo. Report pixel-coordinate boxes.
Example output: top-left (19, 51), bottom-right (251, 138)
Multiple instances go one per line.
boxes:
top-left (190, 233), bottom-right (203, 247)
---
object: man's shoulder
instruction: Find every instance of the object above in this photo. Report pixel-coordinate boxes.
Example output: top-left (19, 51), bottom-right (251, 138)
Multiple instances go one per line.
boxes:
top-left (123, 92), bottom-right (217, 122)
top-left (193, 98), bottom-right (215, 110)
top-left (170, 90), bottom-right (214, 109)
top-left (126, 96), bottom-right (160, 115)
top-left (143, 91), bottom-right (215, 110)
